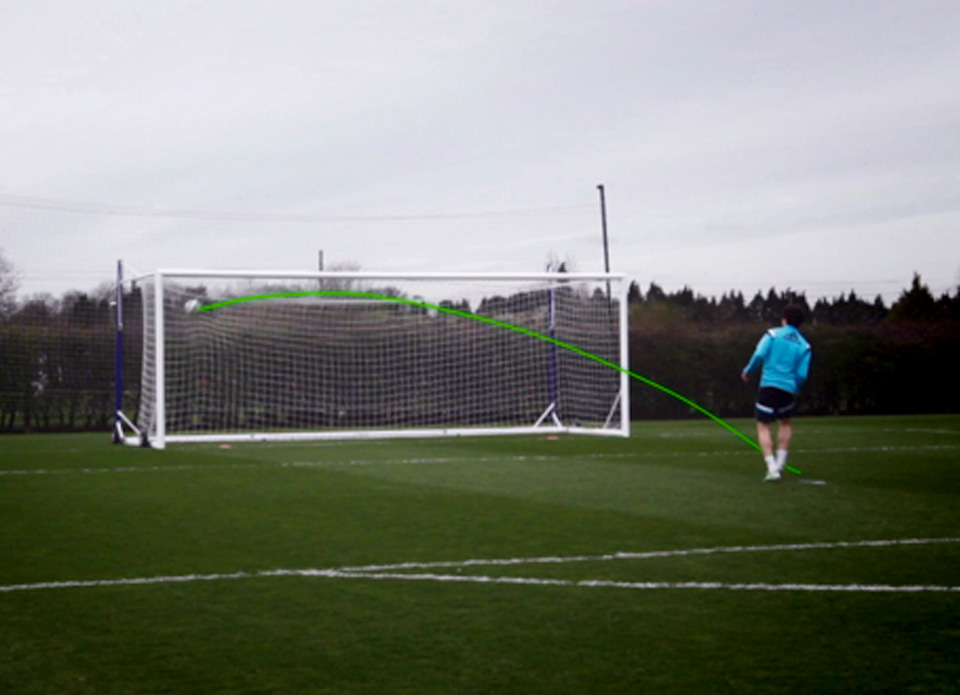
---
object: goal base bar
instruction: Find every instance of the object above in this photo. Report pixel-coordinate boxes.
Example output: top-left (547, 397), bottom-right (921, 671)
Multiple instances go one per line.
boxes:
top-left (123, 424), bottom-right (628, 449)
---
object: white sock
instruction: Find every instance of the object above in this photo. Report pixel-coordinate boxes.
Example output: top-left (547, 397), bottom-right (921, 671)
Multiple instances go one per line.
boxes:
top-left (764, 455), bottom-right (777, 474)
top-left (776, 449), bottom-right (788, 471)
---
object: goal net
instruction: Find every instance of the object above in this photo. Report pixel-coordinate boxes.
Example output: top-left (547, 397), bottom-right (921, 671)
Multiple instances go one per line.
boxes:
top-left (118, 270), bottom-right (629, 448)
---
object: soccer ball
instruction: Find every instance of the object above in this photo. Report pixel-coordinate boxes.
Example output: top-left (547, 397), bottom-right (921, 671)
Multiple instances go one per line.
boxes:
top-left (184, 298), bottom-right (202, 313)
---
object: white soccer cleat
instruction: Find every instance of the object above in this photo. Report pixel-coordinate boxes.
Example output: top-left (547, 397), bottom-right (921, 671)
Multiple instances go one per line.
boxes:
top-left (764, 471), bottom-right (782, 482)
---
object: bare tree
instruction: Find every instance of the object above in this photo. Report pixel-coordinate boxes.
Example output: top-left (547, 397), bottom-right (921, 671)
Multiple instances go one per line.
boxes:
top-left (545, 253), bottom-right (576, 273)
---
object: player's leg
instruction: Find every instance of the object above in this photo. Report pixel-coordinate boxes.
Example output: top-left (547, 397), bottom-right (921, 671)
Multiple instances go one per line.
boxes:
top-left (775, 418), bottom-right (793, 472)
top-left (755, 389), bottom-right (781, 480)
top-left (773, 390), bottom-right (796, 473)
top-left (757, 420), bottom-right (774, 458)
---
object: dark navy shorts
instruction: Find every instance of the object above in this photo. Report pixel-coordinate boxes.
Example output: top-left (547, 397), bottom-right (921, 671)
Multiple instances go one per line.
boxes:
top-left (755, 387), bottom-right (796, 423)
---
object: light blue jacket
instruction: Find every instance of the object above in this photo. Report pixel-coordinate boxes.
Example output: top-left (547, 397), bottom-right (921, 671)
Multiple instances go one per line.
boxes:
top-left (743, 324), bottom-right (812, 394)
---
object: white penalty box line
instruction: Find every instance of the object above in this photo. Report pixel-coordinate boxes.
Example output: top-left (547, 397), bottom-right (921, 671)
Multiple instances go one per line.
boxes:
top-left (3, 538), bottom-right (960, 595)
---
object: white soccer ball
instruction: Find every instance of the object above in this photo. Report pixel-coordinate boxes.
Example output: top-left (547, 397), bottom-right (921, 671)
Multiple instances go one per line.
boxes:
top-left (184, 298), bottom-right (202, 313)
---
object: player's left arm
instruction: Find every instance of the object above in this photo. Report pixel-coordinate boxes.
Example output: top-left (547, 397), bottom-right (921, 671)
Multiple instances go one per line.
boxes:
top-left (742, 332), bottom-right (772, 382)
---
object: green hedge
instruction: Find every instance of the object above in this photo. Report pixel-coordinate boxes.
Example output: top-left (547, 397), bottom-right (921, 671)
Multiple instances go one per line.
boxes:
top-left (2, 316), bottom-right (957, 433)
top-left (628, 319), bottom-right (960, 420)
top-left (0, 323), bottom-right (139, 433)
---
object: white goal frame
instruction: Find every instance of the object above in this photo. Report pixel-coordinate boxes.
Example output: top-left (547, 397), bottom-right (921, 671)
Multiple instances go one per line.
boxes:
top-left (116, 269), bottom-right (630, 448)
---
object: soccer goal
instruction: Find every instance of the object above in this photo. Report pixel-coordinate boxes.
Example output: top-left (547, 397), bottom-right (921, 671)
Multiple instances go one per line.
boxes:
top-left (115, 268), bottom-right (629, 448)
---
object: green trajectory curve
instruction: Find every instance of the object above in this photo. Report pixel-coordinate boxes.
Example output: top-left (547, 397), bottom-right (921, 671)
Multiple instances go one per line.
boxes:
top-left (198, 290), bottom-right (801, 475)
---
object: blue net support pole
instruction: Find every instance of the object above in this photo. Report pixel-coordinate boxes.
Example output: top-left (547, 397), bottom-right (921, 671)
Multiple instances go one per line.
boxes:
top-left (112, 260), bottom-right (124, 443)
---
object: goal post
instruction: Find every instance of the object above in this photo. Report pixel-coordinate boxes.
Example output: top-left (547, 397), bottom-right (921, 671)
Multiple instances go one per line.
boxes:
top-left (116, 269), bottom-right (630, 448)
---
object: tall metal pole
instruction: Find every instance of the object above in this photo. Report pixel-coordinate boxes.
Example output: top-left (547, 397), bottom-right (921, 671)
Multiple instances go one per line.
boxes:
top-left (597, 184), bottom-right (610, 273)
top-left (596, 184), bottom-right (623, 432)
top-left (598, 184), bottom-right (612, 303)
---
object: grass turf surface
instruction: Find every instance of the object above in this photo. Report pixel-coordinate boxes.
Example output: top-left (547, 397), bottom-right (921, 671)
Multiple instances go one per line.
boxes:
top-left (1, 415), bottom-right (958, 694)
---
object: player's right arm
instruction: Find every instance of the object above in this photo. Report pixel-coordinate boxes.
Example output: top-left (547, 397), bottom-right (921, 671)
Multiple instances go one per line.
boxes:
top-left (795, 342), bottom-right (812, 390)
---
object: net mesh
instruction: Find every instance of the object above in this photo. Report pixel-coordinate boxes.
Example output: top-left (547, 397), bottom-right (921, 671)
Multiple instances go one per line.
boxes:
top-left (135, 274), bottom-right (625, 442)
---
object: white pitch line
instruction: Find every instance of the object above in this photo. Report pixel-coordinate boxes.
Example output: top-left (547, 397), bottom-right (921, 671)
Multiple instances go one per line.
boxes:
top-left (320, 571), bottom-right (960, 593)
top-left (333, 537), bottom-right (960, 573)
top-left (0, 457), bottom-right (517, 477)
top-left (3, 538), bottom-right (959, 594)
top-left (2, 443), bottom-right (957, 477)
top-left (0, 572), bottom-right (254, 593)
top-left (4, 569), bottom-right (958, 595)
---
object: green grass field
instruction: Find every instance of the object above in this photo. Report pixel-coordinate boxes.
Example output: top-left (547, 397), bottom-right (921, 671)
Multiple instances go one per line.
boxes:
top-left (2, 415), bottom-right (959, 694)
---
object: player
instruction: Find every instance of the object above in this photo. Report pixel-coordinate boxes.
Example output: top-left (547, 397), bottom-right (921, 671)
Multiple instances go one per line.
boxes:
top-left (741, 304), bottom-right (812, 481)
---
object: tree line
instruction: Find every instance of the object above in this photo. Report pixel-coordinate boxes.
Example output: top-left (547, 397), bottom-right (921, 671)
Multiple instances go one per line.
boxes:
top-left (0, 273), bottom-right (957, 432)
top-left (627, 273), bottom-right (960, 325)
top-left (627, 274), bottom-right (960, 419)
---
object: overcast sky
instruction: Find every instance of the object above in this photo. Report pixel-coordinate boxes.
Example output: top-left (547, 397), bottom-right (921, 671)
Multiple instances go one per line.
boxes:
top-left (1, 0), bottom-right (958, 304)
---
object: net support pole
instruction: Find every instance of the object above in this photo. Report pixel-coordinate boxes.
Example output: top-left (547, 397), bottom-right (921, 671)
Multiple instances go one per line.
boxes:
top-left (152, 271), bottom-right (167, 449)
top-left (112, 260), bottom-right (124, 443)
top-left (547, 286), bottom-right (559, 412)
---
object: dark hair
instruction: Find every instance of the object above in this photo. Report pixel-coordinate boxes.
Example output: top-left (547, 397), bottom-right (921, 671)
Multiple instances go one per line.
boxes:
top-left (782, 304), bottom-right (805, 328)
